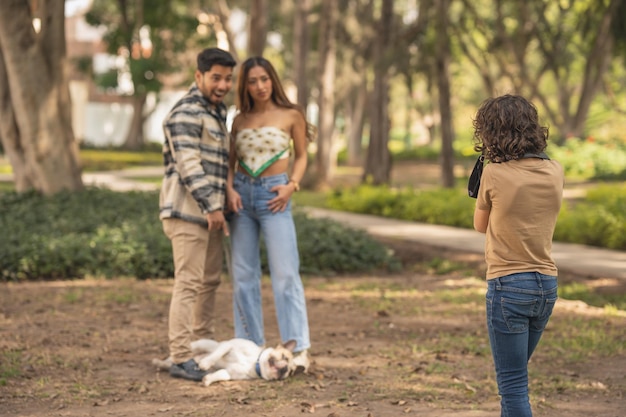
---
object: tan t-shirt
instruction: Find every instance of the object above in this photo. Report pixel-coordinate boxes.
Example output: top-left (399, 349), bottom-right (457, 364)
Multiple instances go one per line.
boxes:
top-left (477, 158), bottom-right (564, 280)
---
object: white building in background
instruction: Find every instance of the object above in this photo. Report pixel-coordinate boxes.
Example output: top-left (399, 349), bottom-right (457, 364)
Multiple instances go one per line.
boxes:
top-left (65, 3), bottom-right (185, 146)
top-left (64, 4), bottom-right (308, 146)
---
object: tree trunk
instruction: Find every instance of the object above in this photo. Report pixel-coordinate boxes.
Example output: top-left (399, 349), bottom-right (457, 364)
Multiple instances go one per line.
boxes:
top-left (248, 0), bottom-right (268, 56)
top-left (123, 93), bottom-right (148, 150)
top-left (314, 0), bottom-right (338, 189)
top-left (435, 0), bottom-right (455, 187)
top-left (346, 80), bottom-right (367, 166)
top-left (0, 0), bottom-right (83, 195)
top-left (570, 0), bottom-right (618, 138)
top-left (293, 0), bottom-right (311, 110)
top-left (362, 0), bottom-right (393, 185)
top-left (215, 0), bottom-right (241, 62)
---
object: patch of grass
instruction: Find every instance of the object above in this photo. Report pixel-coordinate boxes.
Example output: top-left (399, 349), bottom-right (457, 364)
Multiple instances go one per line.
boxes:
top-left (559, 282), bottom-right (626, 311)
top-left (426, 258), bottom-right (469, 275)
top-left (64, 290), bottom-right (84, 304)
top-left (125, 176), bottom-right (162, 184)
top-left (79, 149), bottom-right (162, 172)
top-left (0, 150), bottom-right (163, 175)
top-left (104, 289), bottom-right (136, 304)
top-left (0, 351), bottom-right (23, 384)
top-left (432, 287), bottom-right (484, 305)
top-left (544, 316), bottom-right (625, 361)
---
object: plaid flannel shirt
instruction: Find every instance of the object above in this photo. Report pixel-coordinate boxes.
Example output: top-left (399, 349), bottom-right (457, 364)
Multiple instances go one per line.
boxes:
top-left (159, 84), bottom-right (230, 227)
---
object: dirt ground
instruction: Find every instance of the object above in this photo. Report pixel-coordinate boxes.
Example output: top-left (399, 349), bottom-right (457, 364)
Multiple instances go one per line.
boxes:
top-left (1, 239), bottom-right (625, 417)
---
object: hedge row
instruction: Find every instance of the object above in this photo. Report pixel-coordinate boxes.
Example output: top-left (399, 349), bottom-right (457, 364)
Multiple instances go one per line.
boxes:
top-left (327, 183), bottom-right (626, 250)
top-left (0, 189), bottom-right (399, 281)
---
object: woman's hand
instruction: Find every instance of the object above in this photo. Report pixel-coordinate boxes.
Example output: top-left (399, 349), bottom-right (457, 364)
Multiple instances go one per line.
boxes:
top-left (268, 183), bottom-right (295, 213)
top-left (226, 187), bottom-right (243, 214)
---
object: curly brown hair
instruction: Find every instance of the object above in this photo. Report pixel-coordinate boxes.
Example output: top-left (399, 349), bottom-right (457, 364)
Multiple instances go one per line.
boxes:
top-left (472, 94), bottom-right (549, 163)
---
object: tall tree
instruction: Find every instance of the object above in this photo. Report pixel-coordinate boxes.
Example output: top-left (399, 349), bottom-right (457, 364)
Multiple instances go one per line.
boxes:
top-left (248, 0), bottom-right (268, 56)
top-left (213, 0), bottom-right (241, 63)
top-left (293, 0), bottom-right (312, 110)
top-left (0, 0), bottom-right (83, 194)
top-left (435, 0), bottom-right (454, 187)
top-left (315, 0), bottom-right (338, 188)
top-left (337, 0), bottom-right (376, 167)
top-left (362, 0), bottom-right (394, 184)
top-left (455, 0), bottom-right (620, 142)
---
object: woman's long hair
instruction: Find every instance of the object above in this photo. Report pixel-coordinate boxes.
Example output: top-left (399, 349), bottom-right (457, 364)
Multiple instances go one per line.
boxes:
top-left (236, 56), bottom-right (316, 142)
top-left (472, 94), bottom-right (548, 163)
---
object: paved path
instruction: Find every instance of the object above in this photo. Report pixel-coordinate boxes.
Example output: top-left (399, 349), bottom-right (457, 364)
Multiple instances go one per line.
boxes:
top-left (304, 207), bottom-right (626, 281)
top-left (0, 167), bottom-right (162, 192)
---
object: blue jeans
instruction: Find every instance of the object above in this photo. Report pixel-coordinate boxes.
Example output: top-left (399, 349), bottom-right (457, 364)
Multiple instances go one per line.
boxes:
top-left (229, 171), bottom-right (310, 352)
top-left (486, 273), bottom-right (557, 417)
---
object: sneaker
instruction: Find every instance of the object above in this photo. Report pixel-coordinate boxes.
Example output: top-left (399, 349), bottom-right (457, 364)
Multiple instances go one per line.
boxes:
top-left (169, 359), bottom-right (208, 382)
top-left (292, 350), bottom-right (310, 374)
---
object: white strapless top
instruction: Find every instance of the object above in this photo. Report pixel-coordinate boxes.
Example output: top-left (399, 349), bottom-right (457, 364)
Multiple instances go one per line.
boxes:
top-left (235, 126), bottom-right (291, 177)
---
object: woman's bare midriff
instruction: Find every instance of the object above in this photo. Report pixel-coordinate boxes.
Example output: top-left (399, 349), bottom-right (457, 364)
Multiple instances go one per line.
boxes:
top-left (237, 158), bottom-right (290, 178)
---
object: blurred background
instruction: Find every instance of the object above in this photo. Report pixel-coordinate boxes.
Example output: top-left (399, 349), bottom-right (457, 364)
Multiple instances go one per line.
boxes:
top-left (3, 0), bottom-right (625, 193)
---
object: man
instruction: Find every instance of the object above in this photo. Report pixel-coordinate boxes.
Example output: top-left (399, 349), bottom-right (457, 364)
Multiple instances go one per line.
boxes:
top-left (159, 47), bottom-right (236, 381)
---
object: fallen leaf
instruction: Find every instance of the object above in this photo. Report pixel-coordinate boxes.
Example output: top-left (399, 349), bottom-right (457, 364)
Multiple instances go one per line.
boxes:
top-left (300, 401), bottom-right (315, 413)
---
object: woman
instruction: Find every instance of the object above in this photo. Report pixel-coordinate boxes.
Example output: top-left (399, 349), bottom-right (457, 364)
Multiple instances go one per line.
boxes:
top-left (226, 56), bottom-right (313, 372)
top-left (472, 94), bottom-right (564, 416)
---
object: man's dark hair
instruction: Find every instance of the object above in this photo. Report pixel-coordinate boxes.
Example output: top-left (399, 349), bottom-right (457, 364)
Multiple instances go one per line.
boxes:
top-left (197, 48), bottom-right (236, 73)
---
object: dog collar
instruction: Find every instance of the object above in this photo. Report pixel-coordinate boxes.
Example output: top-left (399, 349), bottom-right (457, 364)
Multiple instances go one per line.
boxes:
top-left (255, 349), bottom-right (265, 378)
top-left (256, 348), bottom-right (272, 378)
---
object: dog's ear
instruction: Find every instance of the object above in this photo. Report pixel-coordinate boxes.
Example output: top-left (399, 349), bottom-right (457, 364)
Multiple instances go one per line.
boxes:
top-left (282, 339), bottom-right (297, 352)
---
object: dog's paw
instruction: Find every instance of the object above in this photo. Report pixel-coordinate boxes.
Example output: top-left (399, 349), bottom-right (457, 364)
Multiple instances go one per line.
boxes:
top-left (197, 357), bottom-right (212, 371)
top-left (151, 357), bottom-right (173, 371)
top-left (202, 369), bottom-right (231, 386)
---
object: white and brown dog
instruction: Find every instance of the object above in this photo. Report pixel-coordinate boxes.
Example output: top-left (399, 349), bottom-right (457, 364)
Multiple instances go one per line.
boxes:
top-left (152, 338), bottom-right (297, 386)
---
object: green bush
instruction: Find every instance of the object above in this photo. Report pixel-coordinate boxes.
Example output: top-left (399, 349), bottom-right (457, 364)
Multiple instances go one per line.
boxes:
top-left (327, 185), bottom-right (475, 229)
top-left (549, 138), bottom-right (626, 180)
top-left (0, 189), bottom-right (398, 281)
top-left (554, 184), bottom-right (626, 250)
top-left (326, 183), bottom-right (626, 250)
top-left (292, 212), bottom-right (401, 275)
top-left (0, 189), bottom-right (172, 280)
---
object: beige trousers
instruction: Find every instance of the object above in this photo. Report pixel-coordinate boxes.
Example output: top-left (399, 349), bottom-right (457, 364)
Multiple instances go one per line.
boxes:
top-left (163, 218), bottom-right (223, 364)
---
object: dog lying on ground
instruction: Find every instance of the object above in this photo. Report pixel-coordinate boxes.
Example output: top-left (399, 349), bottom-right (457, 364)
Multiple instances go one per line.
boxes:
top-left (152, 338), bottom-right (297, 386)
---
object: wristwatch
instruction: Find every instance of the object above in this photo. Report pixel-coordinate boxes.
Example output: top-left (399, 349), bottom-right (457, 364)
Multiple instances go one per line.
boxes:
top-left (289, 179), bottom-right (300, 192)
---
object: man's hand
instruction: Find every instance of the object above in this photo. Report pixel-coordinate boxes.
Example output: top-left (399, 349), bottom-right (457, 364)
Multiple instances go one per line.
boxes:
top-left (206, 211), bottom-right (229, 236)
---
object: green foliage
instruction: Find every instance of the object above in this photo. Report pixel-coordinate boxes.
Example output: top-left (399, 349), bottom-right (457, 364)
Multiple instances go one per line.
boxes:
top-left (291, 212), bottom-right (401, 275)
top-left (549, 138), bottom-right (626, 180)
top-left (0, 189), bottom-right (398, 281)
top-left (327, 185), bottom-right (476, 228)
top-left (0, 189), bottom-right (171, 280)
top-left (327, 182), bottom-right (626, 250)
top-left (129, 57), bottom-right (162, 94)
top-left (85, 0), bottom-right (205, 95)
top-left (94, 69), bottom-right (119, 90)
top-left (554, 184), bottom-right (626, 250)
